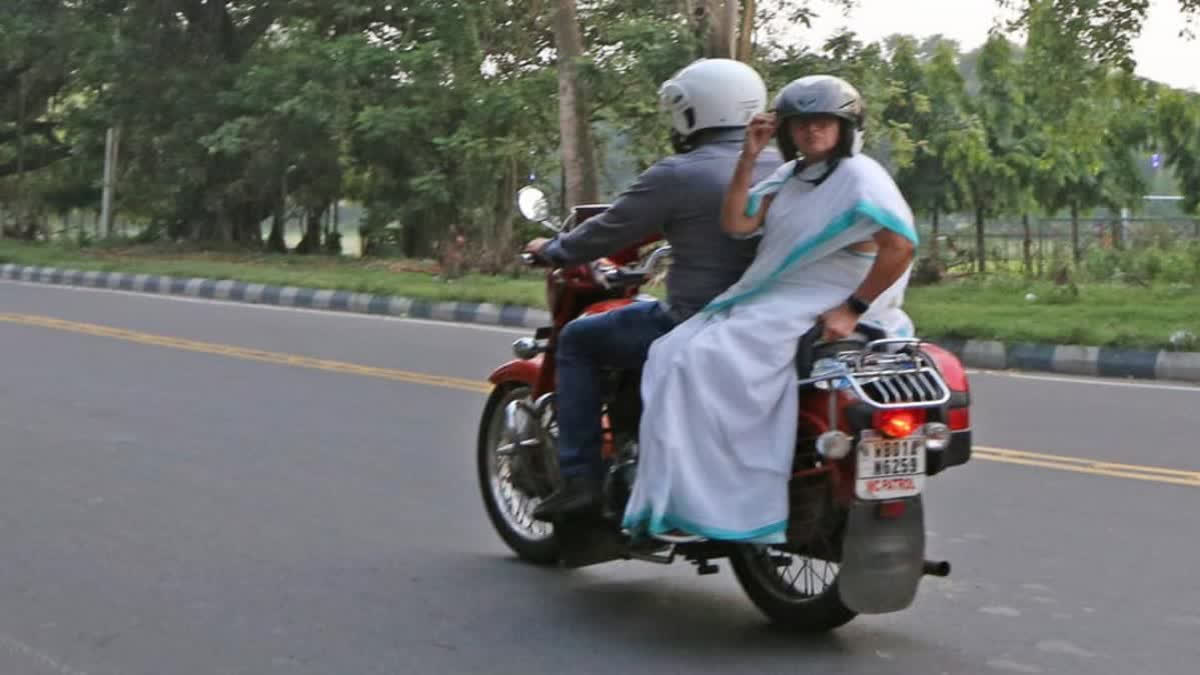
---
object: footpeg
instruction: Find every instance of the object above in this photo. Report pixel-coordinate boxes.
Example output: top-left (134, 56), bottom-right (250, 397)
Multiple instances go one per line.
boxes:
top-left (694, 560), bottom-right (720, 576)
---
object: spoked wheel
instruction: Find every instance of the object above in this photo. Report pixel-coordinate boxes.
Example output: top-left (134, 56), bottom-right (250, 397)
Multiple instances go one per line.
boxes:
top-left (729, 531), bottom-right (857, 632)
top-left (477, 384), bottom-right (560, 565)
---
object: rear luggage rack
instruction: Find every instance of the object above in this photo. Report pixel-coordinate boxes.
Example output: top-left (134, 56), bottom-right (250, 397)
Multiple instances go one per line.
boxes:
top-left (798, 338), bottom-right (951, 410)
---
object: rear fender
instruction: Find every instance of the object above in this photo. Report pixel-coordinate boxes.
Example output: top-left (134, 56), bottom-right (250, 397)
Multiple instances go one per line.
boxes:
top-left (923, 343), bottom-right (969, 393)
top-left (838, 496), bottom-right (925, 614)
top-left (922, 343), bottom-right (972, 470)
top-left (488, 356), bottom-right (544, 388)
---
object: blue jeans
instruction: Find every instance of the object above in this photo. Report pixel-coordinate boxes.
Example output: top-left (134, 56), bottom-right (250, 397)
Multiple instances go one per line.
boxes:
top-left (556, 301), bottom-right (677, 479)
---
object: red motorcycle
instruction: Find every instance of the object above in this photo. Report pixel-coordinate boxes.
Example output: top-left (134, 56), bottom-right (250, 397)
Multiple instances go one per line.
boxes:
top-left (478, 188), bottom-right (973, 631)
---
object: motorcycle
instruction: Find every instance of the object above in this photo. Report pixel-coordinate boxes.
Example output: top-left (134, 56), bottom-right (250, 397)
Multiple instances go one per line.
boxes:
top-left (477, 187), bottom-right (973, 631)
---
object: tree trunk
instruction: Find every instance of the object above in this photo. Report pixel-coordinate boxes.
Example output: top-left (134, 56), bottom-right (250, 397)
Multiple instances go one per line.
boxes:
top-left (294, 205), bottom-right (325, 254)
top-left (235, 205), bottom-right (264, 247)
top-left (931, 209), bottom-right (940, 257)
top-left (702, 0), bottom-right (738, 58)
top-left (974, 206), bottom-right (986, 274)
top-left (1036, 220), bottom-right (1045, 278)
top-left (1069, 201), bottom-right (1080, 264)
top-left (553, 0), bottom-right (600, 207)
top-left (267, 206), bottom-right (286, 253)
top-left (1022, 213), bottom-right (1033, 278)
top-left (736, 0), bottom-right (755, 61)
top-left (267, 171), bottom-right (288, 252)
top-left (488, 157), bottom-right (520, 273)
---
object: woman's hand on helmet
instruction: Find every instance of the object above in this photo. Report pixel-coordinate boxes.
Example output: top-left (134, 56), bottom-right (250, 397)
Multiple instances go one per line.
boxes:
top-left (742, 112), bottom-right (777, 158)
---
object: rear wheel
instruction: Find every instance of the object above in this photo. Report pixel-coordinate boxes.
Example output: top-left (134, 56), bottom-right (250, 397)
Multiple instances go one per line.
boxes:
top-left (477, 384), bottom-right (560, 565)
top-left (729, 534), bottom-right (857, 632)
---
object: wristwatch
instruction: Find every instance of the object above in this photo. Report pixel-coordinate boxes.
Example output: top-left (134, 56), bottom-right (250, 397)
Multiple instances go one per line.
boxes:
top-left (846, 294), bottom-right (870, 315)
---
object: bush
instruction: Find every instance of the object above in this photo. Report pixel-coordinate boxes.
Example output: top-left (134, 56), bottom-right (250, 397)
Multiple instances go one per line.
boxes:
top-left (1082, 248), bottom-right (1121, 282)
top-left (1077, 243), bottom-right (1198, 285)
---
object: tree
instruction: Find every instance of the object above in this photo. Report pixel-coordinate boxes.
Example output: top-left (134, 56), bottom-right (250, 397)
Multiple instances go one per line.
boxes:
top-left (887, 38), bottom-right (969, 271)
top-left (1001, 0), bottom-right (1200, 70)
top-left (2, 0), bottom-right (1192, 261)
top-left (1021, 0), bottom-right (1108, 264)
top-left (1156, 88), bottom-right (1200, 215)
top-left (945, 34), bottom-right (1030, 274)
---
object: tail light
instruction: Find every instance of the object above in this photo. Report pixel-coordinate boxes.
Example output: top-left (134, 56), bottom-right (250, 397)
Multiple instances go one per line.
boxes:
top-left (947, 406), bottom-right (970, 431)
top-left (873, 408), bottom-right (926, 439)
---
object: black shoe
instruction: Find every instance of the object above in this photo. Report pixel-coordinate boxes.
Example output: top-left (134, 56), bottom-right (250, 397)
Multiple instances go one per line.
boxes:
top-left (532, 476), bottom-right (602, 520)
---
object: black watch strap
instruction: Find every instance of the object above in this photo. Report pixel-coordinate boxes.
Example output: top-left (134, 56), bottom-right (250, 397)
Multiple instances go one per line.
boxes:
top-left (846, 294), bottom-right (870, 315)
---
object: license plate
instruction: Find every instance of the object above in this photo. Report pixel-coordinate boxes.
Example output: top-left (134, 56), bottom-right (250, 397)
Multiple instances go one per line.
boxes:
top-left (855, 432), bottom-right (926, 500)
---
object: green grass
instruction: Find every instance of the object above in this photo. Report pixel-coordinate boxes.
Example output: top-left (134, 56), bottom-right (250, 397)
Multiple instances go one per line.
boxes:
top-left (2, 240), bottom-right (1197, 350)
top-left (907, 278), bottom-right (1200, 350)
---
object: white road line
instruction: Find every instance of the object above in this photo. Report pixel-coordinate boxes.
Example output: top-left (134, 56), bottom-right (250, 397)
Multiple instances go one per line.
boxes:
top-left (967, 369), bottom-right (1199, 392)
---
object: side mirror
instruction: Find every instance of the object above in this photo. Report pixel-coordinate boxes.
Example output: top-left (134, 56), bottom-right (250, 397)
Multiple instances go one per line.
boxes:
top-left (517, 186), bottom-right (551, 223)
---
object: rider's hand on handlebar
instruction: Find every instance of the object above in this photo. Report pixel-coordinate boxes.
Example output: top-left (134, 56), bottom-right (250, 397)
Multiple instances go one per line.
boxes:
top-left (819, 303), bottom-right (859, 342)
top-left (522, 237), bottom-right (553, 265)
top-left (743, 112), bottom-right (777, 158)
top-left (524, 237), bottom-right (552, 256)
top-left (589, 260), bottom-right (616, 289)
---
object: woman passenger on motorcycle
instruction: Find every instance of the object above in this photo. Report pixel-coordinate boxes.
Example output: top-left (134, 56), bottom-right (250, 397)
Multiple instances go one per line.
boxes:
top-left (622, 76), bottom-right (918, 543)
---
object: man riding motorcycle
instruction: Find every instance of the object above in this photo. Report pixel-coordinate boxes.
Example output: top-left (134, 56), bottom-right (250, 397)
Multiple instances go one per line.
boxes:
top-left (524, 58), bottom-right (782, 519)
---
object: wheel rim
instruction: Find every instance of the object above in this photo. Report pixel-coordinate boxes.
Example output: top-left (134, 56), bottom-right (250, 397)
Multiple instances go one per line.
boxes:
top-left (740, 535), bottom-right (840, 603)
top-left (485, 387), bottom-right (554, 542)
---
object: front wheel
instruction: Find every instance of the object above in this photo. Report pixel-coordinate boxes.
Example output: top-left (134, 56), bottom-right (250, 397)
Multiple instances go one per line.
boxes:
top-left (729, 542), bottom-right (857, 632)
top-left (477, 384), bottom-right (560, 565)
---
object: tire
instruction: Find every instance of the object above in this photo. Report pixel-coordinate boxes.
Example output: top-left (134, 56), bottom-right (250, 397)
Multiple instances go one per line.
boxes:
top-left (729, 543), bottom-right (857, 632)
top-left (477, 383), bottom-right (560, 565)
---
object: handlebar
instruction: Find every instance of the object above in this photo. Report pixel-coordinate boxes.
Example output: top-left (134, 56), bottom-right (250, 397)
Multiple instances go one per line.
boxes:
top-left (519, 245), bottom-right (673, 288)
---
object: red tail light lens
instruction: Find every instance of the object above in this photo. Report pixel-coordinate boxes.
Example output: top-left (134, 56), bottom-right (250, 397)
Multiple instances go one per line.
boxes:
top-left (947, 407), bottom-right (970, 431)
top-left (873, 408), bottom-right (926, 439)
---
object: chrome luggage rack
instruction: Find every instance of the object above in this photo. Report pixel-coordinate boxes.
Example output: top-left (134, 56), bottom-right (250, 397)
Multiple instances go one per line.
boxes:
top-left (797, 338), bottom-right (951, 410)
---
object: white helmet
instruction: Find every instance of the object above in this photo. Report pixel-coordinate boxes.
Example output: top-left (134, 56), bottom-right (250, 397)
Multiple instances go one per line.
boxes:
top-left (659, 58), bottom-right (768, 139)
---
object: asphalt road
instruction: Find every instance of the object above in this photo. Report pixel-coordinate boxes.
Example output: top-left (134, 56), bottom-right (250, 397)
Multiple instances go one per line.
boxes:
top-left (1, 279), bottom-right (1197, 675)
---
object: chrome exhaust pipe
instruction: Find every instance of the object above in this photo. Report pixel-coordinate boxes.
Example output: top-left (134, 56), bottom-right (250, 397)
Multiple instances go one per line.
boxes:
top-left (923, 560), bottom-right (951, 577)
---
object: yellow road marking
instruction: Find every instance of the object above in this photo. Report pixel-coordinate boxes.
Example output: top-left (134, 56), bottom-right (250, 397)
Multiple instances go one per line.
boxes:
top-left (0, 312), bottom-right (492, 394)
top-left (4, 312), bottom-right (1198, 489)
top-left (973, 447), bottom-right (1200, 488)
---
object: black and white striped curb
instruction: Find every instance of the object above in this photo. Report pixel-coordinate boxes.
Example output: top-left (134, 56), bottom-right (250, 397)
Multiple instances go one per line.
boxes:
top-left (4, 262), bottom-right (1198, 383)
top-left (0, 263), bottom-right (551, 329)
top-left (932, 338), bottom-right (1200, 384)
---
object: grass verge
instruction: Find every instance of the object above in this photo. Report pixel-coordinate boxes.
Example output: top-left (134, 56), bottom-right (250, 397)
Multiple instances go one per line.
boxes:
top-left (2, 240), bottom-right (1197, 351)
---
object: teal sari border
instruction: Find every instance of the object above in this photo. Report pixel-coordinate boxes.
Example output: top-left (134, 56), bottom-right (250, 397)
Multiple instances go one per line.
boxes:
top-left (622, 509), bottom-right (788, 543)
top-left (704, 200), bottom-right (918, 315)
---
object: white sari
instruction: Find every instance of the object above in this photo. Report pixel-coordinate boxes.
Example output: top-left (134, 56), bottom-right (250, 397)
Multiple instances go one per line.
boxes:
top-left (622, 155), bottom-right (918, 543)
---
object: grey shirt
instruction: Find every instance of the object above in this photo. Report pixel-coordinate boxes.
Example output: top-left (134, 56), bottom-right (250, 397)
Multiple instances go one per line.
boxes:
top-left (543, 129), bottom-right (783, 322)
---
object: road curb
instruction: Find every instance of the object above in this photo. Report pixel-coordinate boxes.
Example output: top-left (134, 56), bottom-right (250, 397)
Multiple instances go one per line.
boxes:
top-left (0, 263), bottom-right (553, 330)
top-left (4, 262), bottom-right (1198, 384)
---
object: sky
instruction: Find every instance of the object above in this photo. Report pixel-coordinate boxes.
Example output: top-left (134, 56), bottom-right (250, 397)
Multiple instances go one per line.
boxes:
top-left (799, 0), bottom-right (1199, 92)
